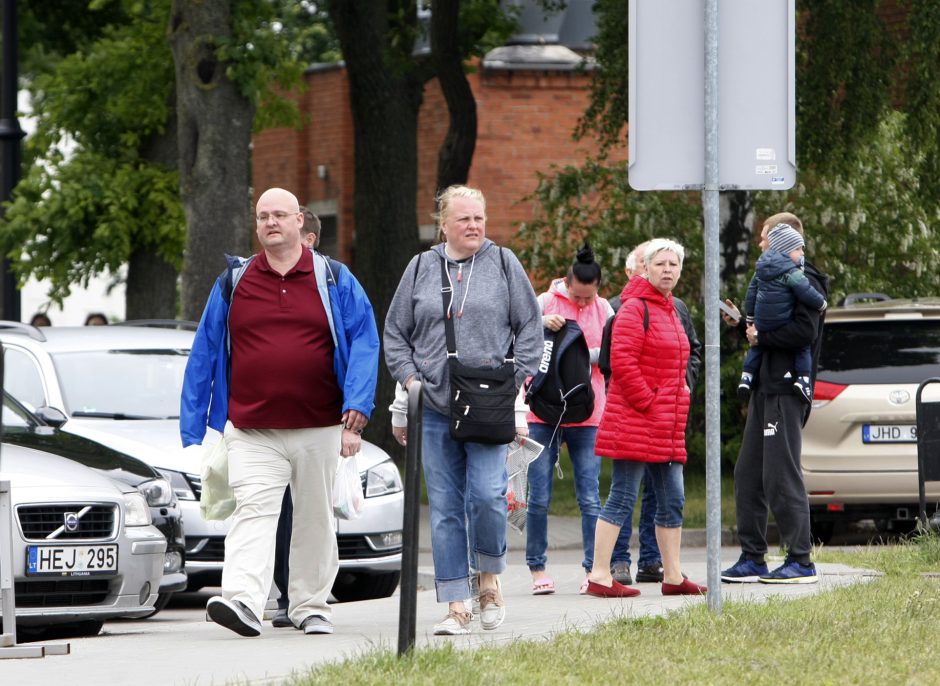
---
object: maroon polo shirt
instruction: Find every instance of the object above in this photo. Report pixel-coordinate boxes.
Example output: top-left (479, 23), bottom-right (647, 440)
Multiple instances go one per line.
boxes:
top-left (227, 249), bottom-right (343, 429)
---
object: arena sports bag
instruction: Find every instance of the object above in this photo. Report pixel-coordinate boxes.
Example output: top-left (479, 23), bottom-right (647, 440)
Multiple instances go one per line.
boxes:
top-left (525, 320), bottom-right (594, 425)
top-left (439, 255), bottom-right (517, 445)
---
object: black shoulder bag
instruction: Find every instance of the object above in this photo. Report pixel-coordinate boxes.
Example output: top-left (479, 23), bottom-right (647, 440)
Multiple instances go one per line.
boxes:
top-left (440, 254), bottom-right (518, 445)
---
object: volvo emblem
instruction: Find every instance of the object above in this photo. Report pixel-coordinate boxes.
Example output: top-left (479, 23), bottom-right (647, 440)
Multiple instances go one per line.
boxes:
top-left (64, 512), bottom-right (80, 532)
top-left (888, 390), bottom-right (910, 405)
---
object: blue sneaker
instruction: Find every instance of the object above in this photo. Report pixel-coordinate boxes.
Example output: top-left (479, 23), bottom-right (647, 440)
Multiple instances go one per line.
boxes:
top-left (758, 558), bottom-right (818, 584)
top-left (721, 554), bottom-right (769, 583)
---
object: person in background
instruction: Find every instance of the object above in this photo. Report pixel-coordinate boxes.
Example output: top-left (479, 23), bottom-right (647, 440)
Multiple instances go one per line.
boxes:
top-left (586, 238), bottom-right (705, 598)
top-left (29, 312), bottom-right (51, 327)
top-left (271, 205), bottom-right (323, 628)
top-left (384, 185), bottom-right (541, 635)
top-left (721, 212), bottom-right (829, 585)
top-left (524, 242), bottom-right (612, 595)
top-left (607, 241), bottom-right (702, 586)
top-left (84, 313), bottom-right (109, 326)
top-left (181, 187), bottom-right (379, 637)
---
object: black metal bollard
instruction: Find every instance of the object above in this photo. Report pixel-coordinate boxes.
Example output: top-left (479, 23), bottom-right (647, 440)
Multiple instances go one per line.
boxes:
top-left (397, 381), bottom-right (423, 656)
top-left (916, 378), bottom-right (940, 528)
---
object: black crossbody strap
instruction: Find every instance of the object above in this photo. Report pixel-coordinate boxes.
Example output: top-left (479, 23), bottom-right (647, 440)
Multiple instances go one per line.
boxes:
top-left (439, 249), bottom-right (515, 363)
top-left (439, 255), bottom-right (458, 358)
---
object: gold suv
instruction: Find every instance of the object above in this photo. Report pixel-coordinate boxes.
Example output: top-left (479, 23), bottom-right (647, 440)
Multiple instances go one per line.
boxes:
top-left (802, 295), bottom-right (940, 542)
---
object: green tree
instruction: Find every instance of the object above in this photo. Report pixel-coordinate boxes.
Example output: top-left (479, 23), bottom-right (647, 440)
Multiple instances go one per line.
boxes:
top-left (513, 0), bottom-right (932, 468)
top-left (2, 0), bottom-right (337, 319)
top-left (3, 1), bottom-right (182, 317)
top-left (326, 0), bottom-right (516, 450)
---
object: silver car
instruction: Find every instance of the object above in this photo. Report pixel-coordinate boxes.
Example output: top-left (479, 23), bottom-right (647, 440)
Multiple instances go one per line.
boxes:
top-left (0, 443), bottom-right (165, 636)
top-left (0, 323), bottom-right (404, 601)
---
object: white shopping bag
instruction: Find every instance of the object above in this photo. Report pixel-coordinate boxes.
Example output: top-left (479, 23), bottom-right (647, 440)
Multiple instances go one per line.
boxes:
top-left (333, 453), bottom-right (364, 520)
top-left (506, 435), bottom-right (545, 533)
top-left (200, 438), bottom-right (235, 521)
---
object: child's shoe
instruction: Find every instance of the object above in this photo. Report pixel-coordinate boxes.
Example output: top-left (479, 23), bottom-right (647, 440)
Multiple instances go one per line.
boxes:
top-left (794, 376), bottom-right (813, 405)
top-left (737, 372), bottom-right (753, 402)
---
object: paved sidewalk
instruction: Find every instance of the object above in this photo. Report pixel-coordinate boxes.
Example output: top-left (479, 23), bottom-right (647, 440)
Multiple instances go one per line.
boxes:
top-left (0, 508), bottom-right (875, 686)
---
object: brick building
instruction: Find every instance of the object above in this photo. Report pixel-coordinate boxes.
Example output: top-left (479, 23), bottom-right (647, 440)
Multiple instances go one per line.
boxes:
top-left (250, 1), bottom-right (611, 266)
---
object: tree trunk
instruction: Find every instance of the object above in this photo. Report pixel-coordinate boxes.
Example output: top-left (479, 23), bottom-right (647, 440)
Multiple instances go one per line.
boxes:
top-left (431, 0), bottom-right (477, 191)
top-left (329, 2), bottom-right (426, 453)
top-left (127, 91), bottom-right (180, 320)
top-left (719, 190), bottom-right (754, 291)
top-left (169, 0), bottom-right (254, 321)
top-left (125, 247), bottom-right (178, 320)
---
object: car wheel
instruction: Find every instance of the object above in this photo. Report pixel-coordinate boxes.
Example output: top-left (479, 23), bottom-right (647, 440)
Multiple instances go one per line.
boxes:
top-left (331, 571), bottom-right (401, 603)
top-left (139, 591), bottom-right (174, 619)
top-left (810, 517), bottom-right (834, 545)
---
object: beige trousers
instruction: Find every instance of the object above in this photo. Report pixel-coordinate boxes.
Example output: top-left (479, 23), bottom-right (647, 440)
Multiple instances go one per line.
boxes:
top-left (222, 421), bottom-right (341, 624)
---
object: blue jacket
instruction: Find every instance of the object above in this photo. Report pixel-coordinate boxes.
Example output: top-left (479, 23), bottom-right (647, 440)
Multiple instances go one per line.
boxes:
top-left (744, 250), bottom-right (826, 332)
top-left (179, 250), bottom-right (380, 447)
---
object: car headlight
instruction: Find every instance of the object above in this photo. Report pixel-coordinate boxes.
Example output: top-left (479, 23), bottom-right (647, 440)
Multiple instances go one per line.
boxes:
top-left (124, 492), bottom-right (152, 527)
top-left (157, 468), bottom-right (197, 500)
top-left (138, 478), bottom-right (174, 507)
top-left (364, 460), bottom-right (403, 498)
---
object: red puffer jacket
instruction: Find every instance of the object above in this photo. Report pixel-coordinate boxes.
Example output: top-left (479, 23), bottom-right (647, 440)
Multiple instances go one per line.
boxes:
top-left (595, 276), bottom-right (690, 463)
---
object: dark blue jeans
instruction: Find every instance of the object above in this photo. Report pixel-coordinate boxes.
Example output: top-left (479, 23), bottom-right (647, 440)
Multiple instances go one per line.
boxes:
top-left (612, 469), bottom-right (663, 569)
top-left (273, 486), bottom-right (292, 610)
top-left (525, 423), bottom-right (601, 573)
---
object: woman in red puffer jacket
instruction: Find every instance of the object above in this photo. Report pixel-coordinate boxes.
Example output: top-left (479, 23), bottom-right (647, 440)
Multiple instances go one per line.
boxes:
top-left (584, 238), bottom-right (706, 598)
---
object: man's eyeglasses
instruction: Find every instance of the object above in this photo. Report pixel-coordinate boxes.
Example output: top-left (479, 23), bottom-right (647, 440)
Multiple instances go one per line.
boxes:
top-left (256, 211), bottom-right (298, 222)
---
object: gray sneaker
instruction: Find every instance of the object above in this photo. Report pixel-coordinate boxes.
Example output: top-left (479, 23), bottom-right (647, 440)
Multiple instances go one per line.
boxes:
top-left (611, 562), bottom-right (633, 585)
top-left (206, 596), bottom-right (262, 637)
top-left (301, 614), bottom-right (334, 634)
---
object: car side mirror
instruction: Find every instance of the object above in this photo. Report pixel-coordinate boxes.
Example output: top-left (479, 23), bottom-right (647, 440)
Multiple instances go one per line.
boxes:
top-left (35, 406), bottom-right (68, 428)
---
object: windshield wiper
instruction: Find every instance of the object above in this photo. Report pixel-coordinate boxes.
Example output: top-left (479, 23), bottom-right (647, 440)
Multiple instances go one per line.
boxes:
top-left (71, 411), bottom-right (164, 420)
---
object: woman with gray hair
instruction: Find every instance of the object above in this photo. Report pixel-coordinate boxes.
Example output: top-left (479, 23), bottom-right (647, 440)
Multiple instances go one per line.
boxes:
top-left (585, 238), bottom-right (706, 598)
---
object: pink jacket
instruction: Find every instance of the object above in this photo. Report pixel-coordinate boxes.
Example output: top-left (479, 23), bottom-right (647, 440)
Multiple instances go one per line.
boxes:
top-left (527, 278), bottom-right (614, 427)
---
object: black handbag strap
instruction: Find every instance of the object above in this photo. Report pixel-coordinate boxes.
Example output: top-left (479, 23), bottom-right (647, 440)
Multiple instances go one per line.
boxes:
top-left (439, 252), bottom-right (514, 362)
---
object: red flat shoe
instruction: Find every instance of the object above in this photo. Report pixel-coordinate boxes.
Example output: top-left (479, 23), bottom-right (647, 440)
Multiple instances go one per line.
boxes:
top-left (662, 578), bottom-right (707, 595)
top-left (586, 580), bottom-right (641, 598)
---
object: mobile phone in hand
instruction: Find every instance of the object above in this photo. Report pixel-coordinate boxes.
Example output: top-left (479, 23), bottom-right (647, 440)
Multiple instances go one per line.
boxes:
top-left (718, 299), bottom-right (741, 323)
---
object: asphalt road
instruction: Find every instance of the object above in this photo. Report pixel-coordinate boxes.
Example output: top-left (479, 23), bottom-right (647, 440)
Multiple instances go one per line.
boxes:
top-left (0, 545), bottom-right (877, 686)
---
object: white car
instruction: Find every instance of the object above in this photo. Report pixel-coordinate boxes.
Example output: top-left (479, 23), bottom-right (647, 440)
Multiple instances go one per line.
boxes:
top-left (0, 443), bottom-right (165, 637)
top-left (0, 322), bottom-right (404, 601)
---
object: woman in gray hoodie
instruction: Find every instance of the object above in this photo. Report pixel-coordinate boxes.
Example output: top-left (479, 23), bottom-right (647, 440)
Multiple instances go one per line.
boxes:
top-left (384, 185), bottom-right (541, 636)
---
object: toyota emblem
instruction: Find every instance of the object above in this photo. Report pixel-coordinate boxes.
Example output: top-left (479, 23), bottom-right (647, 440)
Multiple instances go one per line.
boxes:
top-left (888, 390), bottom-right (910, 405)
top-left (64, 512), bottom-right (80, 532)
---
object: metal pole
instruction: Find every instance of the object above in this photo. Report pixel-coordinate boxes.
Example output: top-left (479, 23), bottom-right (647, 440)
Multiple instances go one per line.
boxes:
top-left (397, 381), bottom-right (423, 656)
top-left (703, 0), bottom-right (722, 613)
top-left (0, 0), bottom-right (24, 321)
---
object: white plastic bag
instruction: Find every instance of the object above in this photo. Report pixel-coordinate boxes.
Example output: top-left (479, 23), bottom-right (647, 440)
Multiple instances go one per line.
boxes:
top-left (332, 453), bottom-right (364, 520)
top-left (200, 438), bottom-right (236, 521)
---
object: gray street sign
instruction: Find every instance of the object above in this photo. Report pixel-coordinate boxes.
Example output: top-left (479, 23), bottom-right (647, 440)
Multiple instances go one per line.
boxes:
top-left (628, 0), bottom-right (795, 190)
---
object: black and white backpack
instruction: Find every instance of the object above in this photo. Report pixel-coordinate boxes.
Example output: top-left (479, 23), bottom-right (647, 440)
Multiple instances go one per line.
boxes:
top-left (525, 319), bottom-right (595, 425)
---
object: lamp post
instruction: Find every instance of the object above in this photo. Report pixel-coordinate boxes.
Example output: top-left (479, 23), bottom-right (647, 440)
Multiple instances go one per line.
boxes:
top-left (0, 0), bottom-right (24, 322)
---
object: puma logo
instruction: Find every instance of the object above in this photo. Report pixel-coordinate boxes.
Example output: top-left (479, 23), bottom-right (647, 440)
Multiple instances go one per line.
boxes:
top-left (763, 421), bottom-right (778, 437)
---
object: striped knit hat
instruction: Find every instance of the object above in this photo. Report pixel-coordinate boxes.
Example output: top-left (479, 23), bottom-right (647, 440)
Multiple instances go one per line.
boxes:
top-left (768, 223), bottom-right (804, 254)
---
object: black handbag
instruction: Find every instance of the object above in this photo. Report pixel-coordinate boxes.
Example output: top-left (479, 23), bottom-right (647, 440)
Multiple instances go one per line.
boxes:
top-left (440, 254), bottom-right (517, 445)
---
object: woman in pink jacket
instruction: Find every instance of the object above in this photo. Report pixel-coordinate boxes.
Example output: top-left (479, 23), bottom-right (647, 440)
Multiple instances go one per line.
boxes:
top-left (525, 243), bottom-right (614, 595)
top-left (585, 238), bottom-right (706, 598)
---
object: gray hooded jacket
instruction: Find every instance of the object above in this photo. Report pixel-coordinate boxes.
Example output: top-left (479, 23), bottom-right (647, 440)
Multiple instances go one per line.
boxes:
top-left (384, 240), bottom-right (542, 416)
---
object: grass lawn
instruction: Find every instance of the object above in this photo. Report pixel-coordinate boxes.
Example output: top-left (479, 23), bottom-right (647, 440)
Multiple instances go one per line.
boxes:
top-left (292, 534), bottom-right (940, 685)
top-left (548, 450), bottom-right (737, 529)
